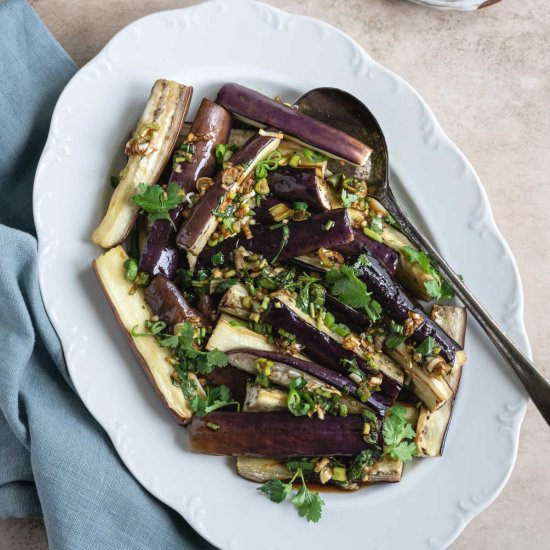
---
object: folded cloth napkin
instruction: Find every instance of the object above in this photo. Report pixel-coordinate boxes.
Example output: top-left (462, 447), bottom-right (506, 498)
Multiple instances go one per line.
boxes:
top-left (0, 1), bottom-right (213, 548)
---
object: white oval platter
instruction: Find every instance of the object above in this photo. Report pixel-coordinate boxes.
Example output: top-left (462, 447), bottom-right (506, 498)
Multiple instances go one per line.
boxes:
top-left (34, 1), bottom-right (529, 549)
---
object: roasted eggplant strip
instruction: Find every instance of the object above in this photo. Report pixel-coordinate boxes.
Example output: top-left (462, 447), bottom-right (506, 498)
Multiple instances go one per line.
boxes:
top-left (189, 412), bottom-right (380, 458)
top-left (218, 283), bottom-right (251, 320)
top-left (144, 275), bottom-right (210, 331)
top-left (216, 83), bottom-right (372, 166)
top-left (236, 455), bottom-right (402, 485)
top-left (206, 313), bottom-right (280, 353)
top-left (296, 247), bottom-right (463, 366)
top-left (334, 228), bottom-right (399, 276)
top-left (268, 166), bottom-right (331, 212)
top-left (261, 292), bottom-right (402, 413)
top-left (384, 341), bottom-right (453, 412)
top-left (92, 246), bottom-right (202, 424)
top-left (227, 349), bottom-right (365, 414)
top-left (416, 306), bottom-right (467, 457)
top-left (195, 208), bottom-right (354, 270)
top-left (92, 80), bottom-right (192, 248)
top-left (139, 99), bottom-right (232, 277)
top-left (243, 383), bottom-right (289, 412)
top-left (176, 132), bottom-right (281, 257)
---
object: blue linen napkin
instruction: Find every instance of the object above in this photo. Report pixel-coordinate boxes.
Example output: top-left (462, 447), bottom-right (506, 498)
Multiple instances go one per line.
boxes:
top-left (0, 1), bottom-right (213, 547)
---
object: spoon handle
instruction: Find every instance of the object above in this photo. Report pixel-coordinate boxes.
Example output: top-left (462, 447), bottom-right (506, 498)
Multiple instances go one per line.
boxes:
top-left (389, 198), bottom-right (550, 426)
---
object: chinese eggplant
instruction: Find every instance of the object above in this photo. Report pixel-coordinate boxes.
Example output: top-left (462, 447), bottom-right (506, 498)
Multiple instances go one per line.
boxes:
top-left (92, 80), bottom-right (192, 248)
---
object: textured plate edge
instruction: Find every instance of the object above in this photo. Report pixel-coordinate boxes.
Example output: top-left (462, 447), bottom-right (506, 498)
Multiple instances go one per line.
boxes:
top-left (32, 1), bottom-right (530, 549)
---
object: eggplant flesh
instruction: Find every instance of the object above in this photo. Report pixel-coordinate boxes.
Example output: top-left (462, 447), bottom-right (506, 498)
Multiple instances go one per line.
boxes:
top-left (139, 98), bottom-right (232, 277)
top-left (227, 349), bottom-right (365, 414)
top-left (175, 132), bottom-right (281, 257)
top-left (195, 208), bottom-right (353, 270)
top-left (92, 80), bottom-right (192, 248)
top-left (236, 456), bottom-right (402, 484)
top-left (261, 293), bottom-right (401, 415)
top-left (268, 166), bottom-right (331, 212)
top-left (216, 83), bottom-right (372, 166)
top-left (144, 275), bottom-right (210, 331)
top-left (243, 383), bottom-right (289, 412)
top-left (416, 305), bottom-right (467, 457)
top-left (189, 412), bottom-right (379, 458)
top-left (93, 246), bottom-right (201, 424)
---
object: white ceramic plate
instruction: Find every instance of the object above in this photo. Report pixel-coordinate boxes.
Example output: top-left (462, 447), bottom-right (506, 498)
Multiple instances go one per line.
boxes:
top-left (405, 0), bottom-right (497, 11)
top-left (34, 1), bottom-right (530, 549)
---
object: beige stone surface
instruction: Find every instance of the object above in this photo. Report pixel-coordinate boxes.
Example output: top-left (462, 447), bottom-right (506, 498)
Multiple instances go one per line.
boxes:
top-left (2, 0), bottom-right (549, 548)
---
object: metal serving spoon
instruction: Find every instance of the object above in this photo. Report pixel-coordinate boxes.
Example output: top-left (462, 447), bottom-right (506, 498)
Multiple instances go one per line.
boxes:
top-left (296, 87), bottom-right (550, 426)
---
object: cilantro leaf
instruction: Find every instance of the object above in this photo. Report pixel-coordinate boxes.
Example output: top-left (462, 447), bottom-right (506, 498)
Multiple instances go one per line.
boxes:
top-left (402, 246), bottom-right (455, 301)
top-left (132, 183), bottom-right (183, 229)
top-left (385, 333), bottom-right (408, 350)
top-left (258, 479), bottom-right (292, 503)
top-left (325, 265), bottom-right (382, 322)
top-left (416, 336), bottom-right (435, 357)
top-left (206, 348), bottom-right (229, 368)
top-left (383, 405), bottom-right (417, 462)
top-left (340, 189), bottom-right (358, 208)
top-left (191, 384), bottom-right (239, 416)
top-left (291, 483), bottom-right (324, 523)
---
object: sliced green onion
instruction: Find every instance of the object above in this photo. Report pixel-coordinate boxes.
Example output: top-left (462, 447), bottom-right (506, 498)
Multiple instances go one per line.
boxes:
top-left (333, 324), bottom-right (351, 337)
top-left (289, 154), bottom-right (301, 168)
top-left (293, 201), bottom-right (308, 211)
top-left (363, 226), bottom-right (383, 243)
top-left (324, 220), bottom-right (335, 231)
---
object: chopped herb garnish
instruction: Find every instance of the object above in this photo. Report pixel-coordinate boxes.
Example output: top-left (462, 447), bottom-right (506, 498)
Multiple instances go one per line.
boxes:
top-left (132, 183), bottom-right (183, 229)
top-left (123, 258), bottom-right (138, 282)
top-left (325, 265), bottom-right (382, 322)
top-left (191, 384), bottom-right (239, 417)
top-left (370, 216), bottom-right (384, 234)
top-left (385, 333), bottom-right (408, 350)
top-left (258, 468), bottom-right (324, 523)
top-left (212, 251), bottom-right (224, 266)
top-left (402, 246), bottom-right (454, 300)
top-left (383, 405), bottom-right (417, 462)
top-left (302, 148), bottom-right (326, 163)
top-left (293, 201), bottom-right (308, 211)
top-left (340, 189), bottom-right (358, 208)
top-left (271, 224), bottom-right (290, 264)
top-left (416, 336), bottom-right (435, 357)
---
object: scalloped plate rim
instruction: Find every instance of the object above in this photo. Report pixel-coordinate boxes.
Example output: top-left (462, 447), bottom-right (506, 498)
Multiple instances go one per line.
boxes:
top-left (33, 1), bottom-right (530, 549)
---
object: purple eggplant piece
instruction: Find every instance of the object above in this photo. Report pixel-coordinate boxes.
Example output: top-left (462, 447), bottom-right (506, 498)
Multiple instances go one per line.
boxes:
top-left (216, 83), bottom-right (371, 166)
top-left (139, 99), bottom-right (232, 277)
top-left (195, 209), bottom-right (353, 270)
top-left (196, 293), bottom-right (221, 323)
top-left (253, 196), bottom-right (290, 225)
top-left (324, 294), bottom-right (372, 334)
top-left (352, 254), bottom-right (462, 364)
top-left (189, 412), bottom-right (381, 458)
top-left (144, 275), bottom-right (210, 330)
top-left (139, 231), bottom-right (183, 279)
top-left (227, 348), bottom-right (359, 397)
top-left (268, 166), bottom-right (330, 212)
top-left (169, 98), bottom-right (232, 193)
top-left (409, 307), bottom-right (462, 364)
top-left (176, 132), bottom-right (279, 255)
top-left (261, 298), bottom-right (400, 414)
top-left (334, 228), bottom-right (399, 275)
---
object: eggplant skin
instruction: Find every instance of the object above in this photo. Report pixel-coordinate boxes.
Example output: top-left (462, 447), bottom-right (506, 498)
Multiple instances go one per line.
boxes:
top-left (145, 275), bottom-right (210, 330)
top-left (92, 80), bottom-right (192, 248)
top-left (216, 83), bottom-right (371, 166)
top-left (189, 412), bottom-right (379, 458)
top-left (268, 166), bottom-right (330, 212)
top-left (334, 228), bottom-right (399, 276)
top-left (261, 297), bottom-right (400, 416)
top-left (93, 246), bottom-right (199, 424)
top-left (195, 208), bottom-right (354, 270)
top-left (169, 98), bottom-right (232, 193)
top-left (227, 348), bottom-right (359, 397)
top-left (324, 294), bottom-right (372, 334)
top-left (139, 99), bottom-right (232, 278)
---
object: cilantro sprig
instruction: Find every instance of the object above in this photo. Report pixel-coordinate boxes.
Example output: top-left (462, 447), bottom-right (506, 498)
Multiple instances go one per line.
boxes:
top-left (383, 405), bottom-right (417, 462)
top-left (191, 385), bottom-right (239, 417)
top-left (258, 467), bottom-right (324, 523)
top-left (132, 183), bottom-right (183, 229)
top-left (325, 264), bottom-right (382, 322)
top-left (402, 246), bottom-right (454, 301)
